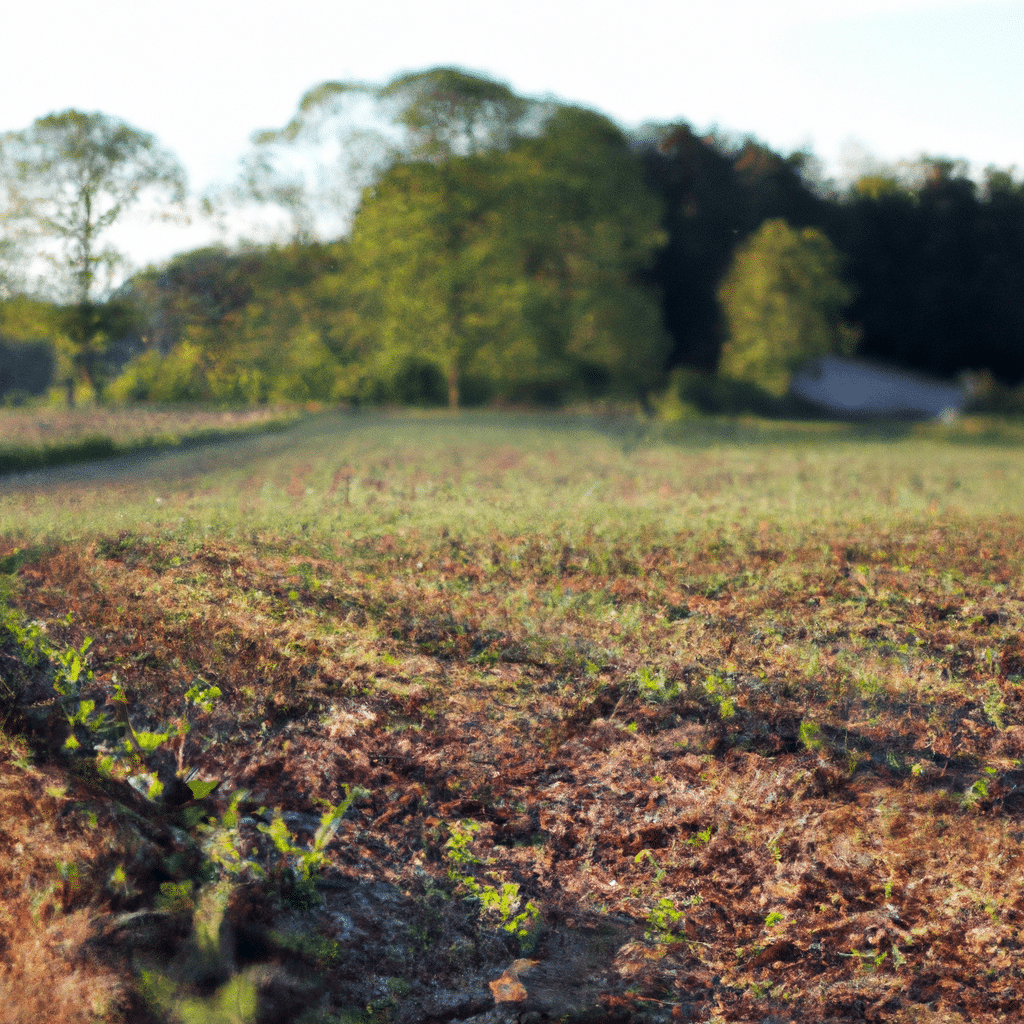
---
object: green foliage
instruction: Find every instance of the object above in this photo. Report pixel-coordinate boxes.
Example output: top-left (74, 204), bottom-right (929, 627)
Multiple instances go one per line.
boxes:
top-left (645, 897), bottom-right (685, 942)
top-left (257, 786), bottom-right (368, 902)
top-left (442, 819), bottom-right (482, 869)
top-left (717, 218), bottom-right (859, 397)
top-left (634, 849), bottom-right (668, 882)
top-left (634, 666), bottom-right (679, 703)
top-left (798, 719), bottom-right (824, 752)
top-left (442, 819), bottom-right (540, 946)
top-left (112, 242), bottom-right (358, 406)
top-left (107, 342), bottom-right (208, 404)
top-left (139, 965), bottom-right (260, 1024)
top-left (0, 109), bottom-right (185, 399)
top-left (345, 106), bottom-right (669, 408)
top-left (205, 71), bottom-right (669, 410)
top-left (380, 67), bottom-right (531, 161)
top-left (703, 672), bottom-right (736, 719)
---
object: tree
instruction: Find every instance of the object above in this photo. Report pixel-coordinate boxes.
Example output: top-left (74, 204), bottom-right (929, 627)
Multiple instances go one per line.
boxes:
top-left (344, 102), bottom-right (669, 408)
top-left (379, 67), bottom-right (531, 161)
top-left (212, 70), bottom-right (669, 408)
top-left (638, 124), bottom-right (834, 375)
top-left (229, 68), bottom-right (542, 407)
top-left (717, 219), bottom-right (858, 396)
top-left (836, 157), bottom-right (1024, 384)
top-left (0, 110), bottom-right (186, 400)
top-left (505, 105), bottom-right (671, 400)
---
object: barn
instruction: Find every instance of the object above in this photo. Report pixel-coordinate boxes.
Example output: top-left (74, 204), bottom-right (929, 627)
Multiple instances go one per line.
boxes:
top-left (789, 354), bottom-right (967, 420)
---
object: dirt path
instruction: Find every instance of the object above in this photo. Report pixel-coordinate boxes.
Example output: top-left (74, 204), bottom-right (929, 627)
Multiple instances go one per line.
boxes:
top-left (0, 414), bottom-right (327, 492)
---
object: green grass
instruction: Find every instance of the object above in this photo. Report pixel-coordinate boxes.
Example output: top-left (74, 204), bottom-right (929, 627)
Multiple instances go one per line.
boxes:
top-left (2, 409), bottom-right (1022, 546)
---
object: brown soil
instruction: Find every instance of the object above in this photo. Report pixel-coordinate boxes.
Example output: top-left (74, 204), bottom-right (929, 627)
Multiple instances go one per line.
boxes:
top-left (2, 518), bottom-right (1024, 1022)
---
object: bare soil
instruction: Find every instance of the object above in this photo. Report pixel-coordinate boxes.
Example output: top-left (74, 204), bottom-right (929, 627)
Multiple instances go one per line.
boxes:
top-left (3, 509), bottom-right (1024, 1022)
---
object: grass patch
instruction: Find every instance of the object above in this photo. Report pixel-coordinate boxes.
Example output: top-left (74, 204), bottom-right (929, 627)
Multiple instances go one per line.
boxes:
top-left (0, 405), bottom-right (300, 477)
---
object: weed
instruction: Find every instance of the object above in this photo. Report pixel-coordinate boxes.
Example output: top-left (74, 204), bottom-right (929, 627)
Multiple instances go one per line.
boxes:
top-left (765, 827), bottom-right (784, 863)
top-left (442, 820), bottom-right (540, 948)
top-left (798, 719), bottom-right (823, 752)
top-left (645, 897), bottom-right (685, 942)
top-left (634, 665), bottom-right (678, 703)
top-left (634, 848), bottom-right (668, 883)
top-left (703, 672), bottom-right (736, 719)
top-left (849, 947), bottom-right (888, 973)
top-left (257, 786), bottom-right (368, 904)
top-left (687, 825), bottom-right (713, 846)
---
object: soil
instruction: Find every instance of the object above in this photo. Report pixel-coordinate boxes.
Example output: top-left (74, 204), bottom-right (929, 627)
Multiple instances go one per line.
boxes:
top-left (2, 448), bottom-right (1024, 1022)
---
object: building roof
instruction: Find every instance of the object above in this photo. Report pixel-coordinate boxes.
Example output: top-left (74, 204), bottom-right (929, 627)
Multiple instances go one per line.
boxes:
top-left (789, 354), bottom-right (966, 420)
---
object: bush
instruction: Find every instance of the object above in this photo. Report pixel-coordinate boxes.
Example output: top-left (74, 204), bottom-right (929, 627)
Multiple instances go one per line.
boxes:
top-left (108, 343), bottom-right (210, 404)
top-left (962, 369), bottom-right (1024, 416)
top-left (657, 367), bottom-right (805, 419)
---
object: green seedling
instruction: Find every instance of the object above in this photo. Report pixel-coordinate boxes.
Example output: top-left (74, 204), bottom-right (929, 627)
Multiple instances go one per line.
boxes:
top-left (645, 897), bottom-right (685, 942)
top-left (798, 719), bottom-right (823, 752)
top-left (687, 825), bottom-right (713, 846)
top-left (634, 848), bottom-right (668, 882)
top-left (258, 785), bottom-right (369, 905)
top-left (703, 673), bottom-right (736, 719)
top-left (442, 819), bottom-right (540, 947)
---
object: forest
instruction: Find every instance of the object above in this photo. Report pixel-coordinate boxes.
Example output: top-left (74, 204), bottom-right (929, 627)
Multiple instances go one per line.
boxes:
top-left (1, 68), bottom-right (1023, 414)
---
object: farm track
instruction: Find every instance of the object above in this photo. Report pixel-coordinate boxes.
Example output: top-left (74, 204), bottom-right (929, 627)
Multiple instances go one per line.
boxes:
top-left (0, 409), bottom-right (310, 490)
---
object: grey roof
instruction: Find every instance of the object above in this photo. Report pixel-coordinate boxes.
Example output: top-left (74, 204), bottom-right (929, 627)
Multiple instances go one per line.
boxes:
top-left (789, 354), bottom-right (966, 419)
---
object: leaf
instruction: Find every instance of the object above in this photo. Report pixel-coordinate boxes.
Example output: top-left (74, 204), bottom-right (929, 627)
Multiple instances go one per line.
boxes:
top-left (134, 729), bottom-right (172, 752)
top-left (186, 777), bottom-right (220, 800)
top-left (489, 967), bottom-right (528, 1003)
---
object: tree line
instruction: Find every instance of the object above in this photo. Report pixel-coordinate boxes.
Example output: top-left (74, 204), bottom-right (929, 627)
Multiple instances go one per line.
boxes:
top-left (1, 68), bottom-right (1022, 412)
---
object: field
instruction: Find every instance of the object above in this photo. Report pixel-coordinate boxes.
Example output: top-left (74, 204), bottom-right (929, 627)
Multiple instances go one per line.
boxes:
top-left (2, 409), bottom-right (1024, 1023)
top-left (0, 405), bottom-right (299, 475)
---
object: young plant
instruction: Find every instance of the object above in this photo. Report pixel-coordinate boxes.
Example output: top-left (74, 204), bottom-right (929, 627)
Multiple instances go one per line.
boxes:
top-left (634, 666), bottom-right (678, 703)
top-left (645, 897), bottom-right (685, 942)
top-left (703, 672), bottom-right (736, 719)
top-left (442, 819), bottom-right (540, 947)
top-left (798, 719), bottom-right (823, 752)
top-left (258, 786), bottom-right (369, 905)
top-left (634, 848), bottom-right (668, 883)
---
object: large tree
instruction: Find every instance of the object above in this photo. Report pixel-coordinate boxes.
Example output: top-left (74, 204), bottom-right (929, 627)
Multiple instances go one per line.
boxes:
top-left (226, 67), bottom-right (535, 244)
top-left (0, 109), bottom-right (186, 400)
top-left (237, 68), bottom-right (668, 408)
top-left (344, 101), bottom-right (669, 408)
top-left (717, 218), bottom-right (858, 396)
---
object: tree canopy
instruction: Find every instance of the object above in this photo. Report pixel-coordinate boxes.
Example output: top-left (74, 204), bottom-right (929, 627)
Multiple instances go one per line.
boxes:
top-left (343, 102), bottom-right (669, 408)
top-left (0, 109), bottom-right (186, 399)
top-left (717, 219), bottom-right (858, 397)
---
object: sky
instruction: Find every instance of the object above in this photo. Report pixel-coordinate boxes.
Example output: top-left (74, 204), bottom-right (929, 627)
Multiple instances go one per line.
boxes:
top-left (2, 0), bottom-right (1021, 273)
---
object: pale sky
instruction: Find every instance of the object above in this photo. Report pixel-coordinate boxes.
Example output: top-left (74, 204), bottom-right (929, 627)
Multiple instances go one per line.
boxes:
top-left (2, 0), bottom-right (1021, 272)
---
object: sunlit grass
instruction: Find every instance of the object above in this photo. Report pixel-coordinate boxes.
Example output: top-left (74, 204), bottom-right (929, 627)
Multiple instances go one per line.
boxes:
top-left (1, 409), bottom-right (1022, 547)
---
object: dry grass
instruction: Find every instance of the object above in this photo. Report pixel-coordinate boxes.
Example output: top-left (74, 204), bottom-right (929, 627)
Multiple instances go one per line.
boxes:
top-left (0, 405), bottom-right (295, 450)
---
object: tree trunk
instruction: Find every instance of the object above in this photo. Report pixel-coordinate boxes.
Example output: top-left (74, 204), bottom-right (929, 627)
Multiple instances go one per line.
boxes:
top-left (447, 362), bottom-right (460, 411)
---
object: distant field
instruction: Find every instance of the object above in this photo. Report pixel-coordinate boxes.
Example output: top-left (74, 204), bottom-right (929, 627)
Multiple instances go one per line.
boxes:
top-left (2, 410), bottom-right (1023, 1023)
top-left (2, 408), bottom-right (1024, 541)
top-left (0, 404), bottom-right (298, 476)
